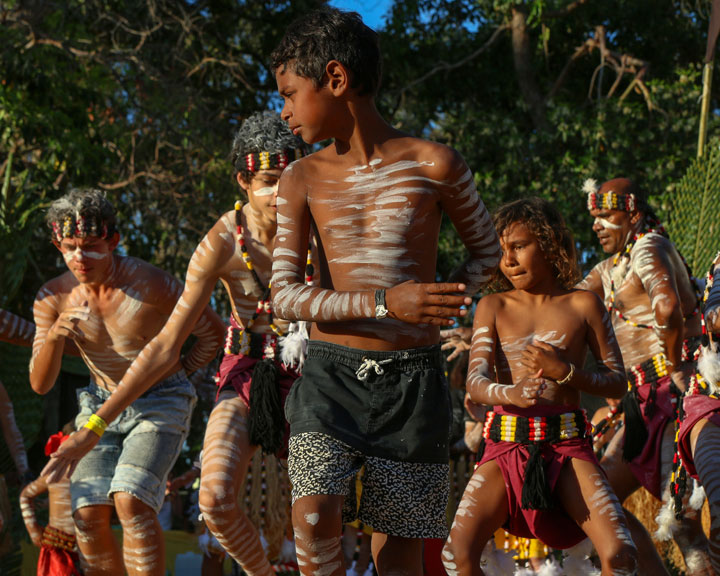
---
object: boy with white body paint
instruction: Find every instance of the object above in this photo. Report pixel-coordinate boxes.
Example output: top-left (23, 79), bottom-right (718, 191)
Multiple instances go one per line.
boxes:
top-left (578, 177), bottom-right (713, 575)
top-left (33, 188), bottom-right (224, 576)
top-left (443, 197), bottom-right (636, 575)
top-left (45, 114), bottom-right (309, 576)
top-left (271, 8), bottom-right (501, 575)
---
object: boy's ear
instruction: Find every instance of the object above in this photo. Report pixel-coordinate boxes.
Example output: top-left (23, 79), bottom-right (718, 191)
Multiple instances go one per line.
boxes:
top-left (108, 232), bottom-right (121, 251)
top-left (325, 60), bottom-right (349, 95)
top-left (52, 238), bottom-right (62, 251)
top-left (236, 172), bottom-right (251, 192)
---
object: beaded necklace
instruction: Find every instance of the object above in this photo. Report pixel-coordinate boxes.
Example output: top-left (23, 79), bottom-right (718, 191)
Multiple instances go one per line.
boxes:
top-left (607, 228), bottom-right (700, 329)
top-left (226, 201), bottom-right (313, 358)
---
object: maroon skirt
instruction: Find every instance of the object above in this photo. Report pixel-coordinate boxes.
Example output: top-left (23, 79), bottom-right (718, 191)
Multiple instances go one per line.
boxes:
top-left (679, 393), bottom-right (720, 480)
top-left (479, 405), bottom-right (597, 550)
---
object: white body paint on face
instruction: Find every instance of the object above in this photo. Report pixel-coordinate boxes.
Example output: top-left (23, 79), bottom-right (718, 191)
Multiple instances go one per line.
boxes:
top-left (252, 185), bottom-right (276, 198)
top-left (594, 217), bottom-right (622, 230)
top-left (62, 248), bottom-right (109, 263)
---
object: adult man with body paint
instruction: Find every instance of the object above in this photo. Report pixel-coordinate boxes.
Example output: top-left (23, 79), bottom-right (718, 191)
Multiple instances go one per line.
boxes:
top-left (271, 8), bottom-right (501, 575)
top-left (578, 177), bottom-right (712, 575)
top-left (44, 114), bottom-right (309, 576)
top-left (32, 188), bottom-right (224, 576)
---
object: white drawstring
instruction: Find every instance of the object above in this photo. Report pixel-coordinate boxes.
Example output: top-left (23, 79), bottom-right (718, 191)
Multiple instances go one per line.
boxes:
top-left (355, 357), bottom-right (392, 381)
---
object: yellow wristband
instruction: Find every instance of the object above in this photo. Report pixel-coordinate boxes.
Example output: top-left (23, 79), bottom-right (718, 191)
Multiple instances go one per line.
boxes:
top-left (83, 414), bottom-right (108, 438)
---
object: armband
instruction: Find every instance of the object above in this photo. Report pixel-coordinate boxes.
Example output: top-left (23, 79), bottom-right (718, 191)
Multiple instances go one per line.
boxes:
top-left (84, 413), bottom-right (108, 438)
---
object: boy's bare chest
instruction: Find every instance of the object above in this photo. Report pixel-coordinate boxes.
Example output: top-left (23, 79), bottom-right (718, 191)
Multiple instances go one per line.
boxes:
top-left (309, 187), bottom-right (440, 248)
top-left (66, 287), bottom-right (165, 354)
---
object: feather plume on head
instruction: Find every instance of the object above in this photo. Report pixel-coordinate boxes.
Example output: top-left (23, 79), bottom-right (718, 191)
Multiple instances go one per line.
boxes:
top-left (582, 178), bottom-right (599, 195)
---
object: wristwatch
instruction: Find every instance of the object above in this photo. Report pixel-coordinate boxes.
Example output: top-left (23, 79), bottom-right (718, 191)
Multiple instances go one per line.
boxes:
top-left (374, 289), bottom-right (389, 319)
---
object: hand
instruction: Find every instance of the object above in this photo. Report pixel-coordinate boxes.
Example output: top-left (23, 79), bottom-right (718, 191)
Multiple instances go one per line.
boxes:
top-left (440, 327), bottom-right (472, 361)
top-left (41, 427), bottom-right (100, 484)
top-left (512, 370), bottom-right (547, 408)
top-left (385, 281), bottom-right (471, 325)
top-left (48, 303), bottom-right (90, 344)
top-left (520, 341), bottom-right (568, 381)
top-left (463, 393), bottom-right (487, 422)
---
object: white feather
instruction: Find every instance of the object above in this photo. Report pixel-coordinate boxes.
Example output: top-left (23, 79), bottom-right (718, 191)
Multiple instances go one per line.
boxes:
top-left (562, 539), bottom-right (600, 576)
top-left (698, 345), bottom-right (720, 393)
top-left (537, 557), bottom-right (563, 576)
top-left (583, 178), bottom-right (599, 195)
top-left (279, 320), bottom-right (308, 370)
top-left (654, 500), bottom-right (679, 541)
top-left (481, 540), bottom-right (517, 576)
top-left (689, 479), bottom-right (706, 511)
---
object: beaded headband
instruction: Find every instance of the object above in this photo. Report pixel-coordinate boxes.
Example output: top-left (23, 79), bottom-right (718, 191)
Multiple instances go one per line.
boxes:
top-left (584, 178), bottom-right (636, 212)
top-left (50, 213), bottom-right (111, 242)
top-left (245, 149), bottom-right (304, 173)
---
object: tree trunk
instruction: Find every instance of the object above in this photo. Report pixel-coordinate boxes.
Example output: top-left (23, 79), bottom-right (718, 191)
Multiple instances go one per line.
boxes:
top-left (511, 6), bottom-right (548, 131)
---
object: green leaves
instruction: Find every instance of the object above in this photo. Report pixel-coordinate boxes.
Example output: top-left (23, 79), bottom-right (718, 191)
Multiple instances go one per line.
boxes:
top-left (668, 141), bottom-right (720, 277)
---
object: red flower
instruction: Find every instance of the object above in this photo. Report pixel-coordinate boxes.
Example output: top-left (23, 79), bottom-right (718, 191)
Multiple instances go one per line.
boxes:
top-left (44, 431), bottom-right (70, 456)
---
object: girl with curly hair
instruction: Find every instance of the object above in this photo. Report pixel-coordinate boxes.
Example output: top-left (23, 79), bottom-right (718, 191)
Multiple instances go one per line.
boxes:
top-left (443, 197), bottom-right (638, 575)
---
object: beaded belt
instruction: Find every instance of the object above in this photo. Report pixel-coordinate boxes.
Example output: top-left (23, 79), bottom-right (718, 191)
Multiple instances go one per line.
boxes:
top-left (482, 410), bottom-right (589, 444)
top-left (41, 525), bottom-right (76, 552)
top-left (224, 325), bottom-right (278, 359)
top-left (627, 353), bottom-right (669, 388)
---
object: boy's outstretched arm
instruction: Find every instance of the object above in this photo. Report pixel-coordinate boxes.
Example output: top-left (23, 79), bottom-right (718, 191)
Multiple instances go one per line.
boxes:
top-left (520, 292), bottom-right (627, 399)
top-left (465, 296), bottom-right (546, 408)
top-left (439, 151), bottom-right (501, 294)
top-left (271, 163), bottom-right (471, 325)
top-left (0, 309), bottom-right (35, 347)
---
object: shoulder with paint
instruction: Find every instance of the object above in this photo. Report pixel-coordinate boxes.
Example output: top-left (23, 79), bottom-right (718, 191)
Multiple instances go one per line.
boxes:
top-left (34, 272), bottom-right (77, 304)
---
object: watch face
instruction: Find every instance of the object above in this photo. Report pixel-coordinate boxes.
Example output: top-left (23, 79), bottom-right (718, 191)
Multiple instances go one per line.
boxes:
top-left (375, 305), bottom-right (388, 319)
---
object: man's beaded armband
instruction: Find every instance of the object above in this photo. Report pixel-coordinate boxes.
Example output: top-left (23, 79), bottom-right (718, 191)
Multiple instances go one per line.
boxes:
top-left (84, 413), bottom-right (108, 438)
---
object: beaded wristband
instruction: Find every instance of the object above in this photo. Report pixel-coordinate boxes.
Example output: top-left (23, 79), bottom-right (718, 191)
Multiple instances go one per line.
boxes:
top-left (557, 362), bottom-right (575, 385)
top-left (84, 413), bottom-right (108, 437)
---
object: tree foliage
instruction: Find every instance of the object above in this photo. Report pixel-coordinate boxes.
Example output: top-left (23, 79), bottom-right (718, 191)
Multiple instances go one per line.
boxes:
top-left (2, 0), bottom-right (719, 311)
top-left (377, 0), bottom-right (720, 278)
top-left (0, 0), bottom-right (326, 316)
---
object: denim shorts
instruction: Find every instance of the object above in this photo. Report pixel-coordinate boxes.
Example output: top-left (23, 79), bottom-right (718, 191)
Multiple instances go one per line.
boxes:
top-left (71, 371), bottom-right (196, 513)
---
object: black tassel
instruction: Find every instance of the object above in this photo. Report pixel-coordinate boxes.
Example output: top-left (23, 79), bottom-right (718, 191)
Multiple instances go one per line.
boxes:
top-left (475, 438), bottom-right (486, 462)
top-left (644, 382), bottom-right (656, 419)
top-left (521, 444), bottom-right (552, 510)
top-left (248, 359), bottom-right (283, 454)
top-left (622, 389), bottom-right (648, 462)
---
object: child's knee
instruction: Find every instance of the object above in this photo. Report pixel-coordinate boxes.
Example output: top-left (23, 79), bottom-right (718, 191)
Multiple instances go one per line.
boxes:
top-left (599, 542), bottom-right (638, 574)
top-left (198, 479), bottom-right (235, 524)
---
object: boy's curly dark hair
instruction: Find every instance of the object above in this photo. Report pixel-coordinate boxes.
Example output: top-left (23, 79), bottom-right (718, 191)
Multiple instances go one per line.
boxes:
top-left (46, 188), bottom-right (117, 240)
top-left (493, 197), bottom-right (579, 291)
top-left (271, 8), bottom-right (381, 97)
top-left (231, 111), bottom-right (306, 182)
